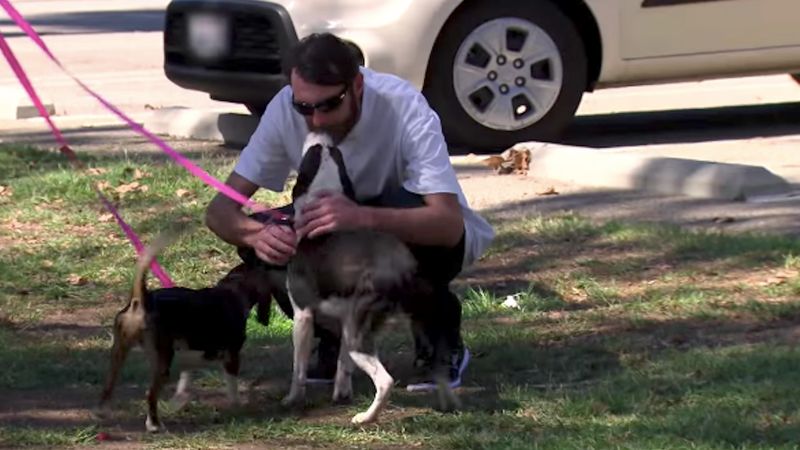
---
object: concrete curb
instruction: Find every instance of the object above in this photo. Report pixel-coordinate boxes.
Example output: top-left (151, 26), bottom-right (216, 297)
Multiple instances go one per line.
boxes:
top-left (141, 107), bottom-right (792, 201)
top-left (0, 86), bottom-right (55, 120)
top-left (509, 141), bottom-right (792, 201)
top-left (143, 107), bottom-right (257, 147)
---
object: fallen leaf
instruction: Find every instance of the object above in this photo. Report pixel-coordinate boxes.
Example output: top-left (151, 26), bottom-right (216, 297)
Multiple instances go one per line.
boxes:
top-left (0, 185), bottom-right (11, 197)
top-left (115, 181), bottom-right (144, 195)
top-left (175, 188), bottom-right (192, 198)
top-left (67, 274), bottom-right (88, 286)
top-left (133, 169), bottom-right (147, 180)
top-left (96, 181), bottom-right (111, 191)
top-left (42, 260), bottom-right (54, 268)
top-left (482, 155), bottom-right (505, 170)
top-left (537, 186), bottom-right (559, 196)
top-left (98, 213), bottom-right (114, 222)
top-left (87, 168), bottom-right (107, 176)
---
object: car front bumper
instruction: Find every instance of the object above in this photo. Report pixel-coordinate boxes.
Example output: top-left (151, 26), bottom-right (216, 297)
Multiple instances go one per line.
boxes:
top-left (163, 0), bottom-right (298, 105)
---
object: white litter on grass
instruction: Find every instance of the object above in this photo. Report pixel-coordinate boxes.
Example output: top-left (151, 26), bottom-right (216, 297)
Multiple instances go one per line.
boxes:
top-left (501, 294), bottom-right (522, 310)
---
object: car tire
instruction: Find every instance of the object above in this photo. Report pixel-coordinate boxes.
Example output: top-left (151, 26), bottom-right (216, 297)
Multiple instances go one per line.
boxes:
top-left (423, 0), bottom-right (588, 149)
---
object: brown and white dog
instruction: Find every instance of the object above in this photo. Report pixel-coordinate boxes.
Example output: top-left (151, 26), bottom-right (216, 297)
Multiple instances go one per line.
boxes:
top-left (281, 132), bottom-right (458, 424)
top-left (97, 233), bottom-right (274, 432)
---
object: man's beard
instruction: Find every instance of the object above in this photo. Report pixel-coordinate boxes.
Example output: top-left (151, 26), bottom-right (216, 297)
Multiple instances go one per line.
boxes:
top-left (309, 94), bottom-right (360, 144)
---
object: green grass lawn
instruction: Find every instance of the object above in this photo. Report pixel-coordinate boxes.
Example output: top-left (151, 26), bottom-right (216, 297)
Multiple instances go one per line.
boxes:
top-left (2, 143), bottom-right (800, 449)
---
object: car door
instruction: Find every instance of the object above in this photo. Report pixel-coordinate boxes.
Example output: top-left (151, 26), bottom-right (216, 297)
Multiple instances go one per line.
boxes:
top-left (620, 0), bottom-right (800, 60)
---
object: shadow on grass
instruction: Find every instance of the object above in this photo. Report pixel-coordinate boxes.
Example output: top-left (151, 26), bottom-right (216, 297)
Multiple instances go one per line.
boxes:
top-left (466, 213), bottom-right (800, 291)
top-left (0, 141), bottom-right (238, 183)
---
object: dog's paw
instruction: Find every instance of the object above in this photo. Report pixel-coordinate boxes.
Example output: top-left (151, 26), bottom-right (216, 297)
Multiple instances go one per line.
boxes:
top-left (91, 405), bottom-right (111, 420)
top-left (281, 393), bottom-right (305, 409)
top-left (144, 417), bottom-right (163, 433)
top-left (351, 411), bottom-right (377, 425)
top-left (332, 392), bottom-right (352, 405)
top-left (169, 391), bottom-right (192, 411)
top-left (332, 381), bottom-right (352, 405)
top-left (435, 385), bottom-right (461, 413)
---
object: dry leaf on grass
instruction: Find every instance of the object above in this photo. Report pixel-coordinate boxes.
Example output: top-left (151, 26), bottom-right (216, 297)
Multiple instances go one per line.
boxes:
top-left (67, 274), bottom-right (88, 286)
top-left (114, 181), bottom-right (148, 195)
top-left (86, 168), bottom-right (107, 176)
top-left (0, 185), bottom-right (12, 197)
top-left (98, 213), bottom-right (114, 223)
top-left (175, 188), bottom-right (193, 198)
top-left (758, 269), bottom-right (799, 286)
top-left (121, 167), bottom-right (148, 180)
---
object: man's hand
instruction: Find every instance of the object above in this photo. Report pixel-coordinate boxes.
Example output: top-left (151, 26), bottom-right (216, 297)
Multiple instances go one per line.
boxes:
top-left (296, 191), bottom-right (369, 239)
top-left (244, 223), bottom-right (297, 265)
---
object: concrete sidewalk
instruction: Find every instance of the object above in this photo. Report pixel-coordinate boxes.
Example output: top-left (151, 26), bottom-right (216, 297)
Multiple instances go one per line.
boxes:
top-left (2, 106), bottom-right (799, 203)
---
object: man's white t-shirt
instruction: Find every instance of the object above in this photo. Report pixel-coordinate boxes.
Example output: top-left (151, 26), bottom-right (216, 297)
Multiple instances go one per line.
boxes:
top-left (234, 67), bottom-right (495, 267)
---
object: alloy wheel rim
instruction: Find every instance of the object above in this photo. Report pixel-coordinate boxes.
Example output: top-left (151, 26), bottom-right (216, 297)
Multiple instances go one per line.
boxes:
top-left (453, 17), bottom-right (563, 131)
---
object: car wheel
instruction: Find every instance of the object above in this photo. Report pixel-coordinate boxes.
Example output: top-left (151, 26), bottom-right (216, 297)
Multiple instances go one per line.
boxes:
top-left (423, 0), bottom-right (588, 149)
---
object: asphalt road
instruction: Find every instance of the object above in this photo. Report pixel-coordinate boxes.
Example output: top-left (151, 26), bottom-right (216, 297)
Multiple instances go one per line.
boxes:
top-left (3, 0), bottom-right (800, 186)
top-left (2, 0), bottom-right (800, 134)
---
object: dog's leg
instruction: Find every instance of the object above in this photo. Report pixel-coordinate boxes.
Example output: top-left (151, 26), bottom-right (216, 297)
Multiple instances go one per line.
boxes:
top-left (348, 348), bottom-right (393, 425)
top-left (169, 370), bottom-right (192, 411)
top-left (282, 300), bottom-right (314, 407)
top-left (223, 352), bottom-right (241, 406)
top-left (97, 331), bottom-right (131, 412)
top-left (145, 350), bottom-right (171, 433)
top-left (332, 317), bottom-right (355, 404)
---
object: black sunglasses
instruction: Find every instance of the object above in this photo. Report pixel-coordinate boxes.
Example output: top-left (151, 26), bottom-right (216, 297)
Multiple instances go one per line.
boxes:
top-left (291, 85), bottom-right (348, 116)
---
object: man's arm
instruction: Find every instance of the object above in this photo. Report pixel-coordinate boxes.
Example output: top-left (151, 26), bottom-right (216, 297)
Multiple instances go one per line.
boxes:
top-left (297, 192), bottom-right (463, 248)
top-left (206, 172), bottom-right (298, 264)
top-left (205, 172), bottom-right (262, 247)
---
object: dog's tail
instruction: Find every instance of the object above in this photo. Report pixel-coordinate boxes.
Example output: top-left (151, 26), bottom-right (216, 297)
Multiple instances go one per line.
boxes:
top-left (130, 231), bottom-right (179, 312)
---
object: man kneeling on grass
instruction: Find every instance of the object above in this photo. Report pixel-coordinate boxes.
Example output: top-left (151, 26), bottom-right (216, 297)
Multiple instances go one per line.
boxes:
top-left (205, 32), bottom-right (495, 391)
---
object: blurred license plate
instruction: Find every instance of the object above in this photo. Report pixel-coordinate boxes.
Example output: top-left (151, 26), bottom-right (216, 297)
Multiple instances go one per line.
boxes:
top-left (187, 13), bottom-right (230, 60)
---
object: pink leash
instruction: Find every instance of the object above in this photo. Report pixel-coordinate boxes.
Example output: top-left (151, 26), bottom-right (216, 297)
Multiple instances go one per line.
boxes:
top-left (0, 31), bottom-right (175, 287)
top-left (0, 0), bottom-right (289, 220)
top-left (1, 1), bottom-right (293, 286)
top-left (0, 9), bottom-right (178, 286)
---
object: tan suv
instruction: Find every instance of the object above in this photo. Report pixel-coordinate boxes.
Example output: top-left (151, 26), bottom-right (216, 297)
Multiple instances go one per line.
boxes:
top-left (164, 0), bottom-right (800, 149)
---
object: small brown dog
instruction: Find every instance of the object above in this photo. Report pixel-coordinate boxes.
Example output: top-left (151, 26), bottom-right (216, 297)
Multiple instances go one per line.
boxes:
top-left (97, 234), bottom-right (274, 432)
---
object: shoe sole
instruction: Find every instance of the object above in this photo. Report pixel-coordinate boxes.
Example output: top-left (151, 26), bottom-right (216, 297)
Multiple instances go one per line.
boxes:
top-left (405, 347), bottom-right (470, 393)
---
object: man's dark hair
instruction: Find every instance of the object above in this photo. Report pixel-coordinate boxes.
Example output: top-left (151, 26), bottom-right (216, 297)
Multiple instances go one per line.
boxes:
top-left (283, 33), bottom-right (361, 86)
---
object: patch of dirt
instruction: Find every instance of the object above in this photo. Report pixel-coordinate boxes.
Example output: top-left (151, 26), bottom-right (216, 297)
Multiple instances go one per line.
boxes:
top-left (13, 306), bottom-right (119, 340)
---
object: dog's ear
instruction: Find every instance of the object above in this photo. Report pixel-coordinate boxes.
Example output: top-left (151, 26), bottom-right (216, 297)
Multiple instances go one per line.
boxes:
top-left (328, 146), bottom-right (356, 200)
top-left (292, 144), bottom-right (322, 201)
